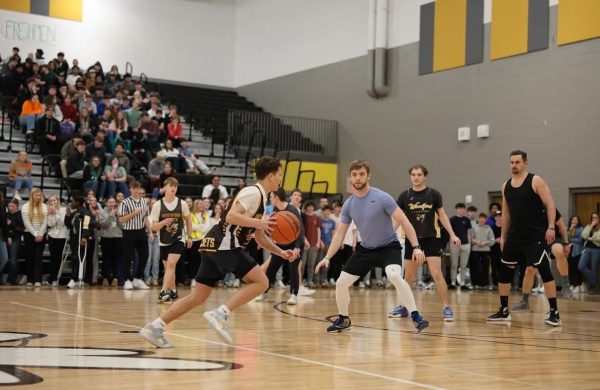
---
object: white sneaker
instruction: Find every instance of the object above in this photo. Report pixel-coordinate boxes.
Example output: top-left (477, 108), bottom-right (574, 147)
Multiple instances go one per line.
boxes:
top-left (572, 285), bottom-right (580, 294)
top-left (232, 279), bottom-right (240, 288)
top-left (132, 278), bottom-right (149, 290)
top-left (67, 279), bottom-right (76, 289)
top-left (123, 280), bottom-right (134, 290)
top-left (51, 281), bottom-right (58, 288)
top-left (255, 293), bottom-right (268, 302)
top-left (359, 282), bottom-right (366, 288)
top-left (416, 281), bottom-right (427, 289)
top-left (18, 276), bottom-right (27, 285)
top-left (191, 279), bottom-right (197, 288)
top-left (14, 193), bottom-right (22, 201)
top-left (298, 286), bottom-right (315, 296)
top-left (203, 309), bottom-right (233, 344)
top-left (425, 281), bottom-right (435, 290)
top-left (34, 282), bottom-right (41, 288)
top-left (286, 294), bottom-right (297, 305)
top-left (26, 282), bottom-right (33, 287)
top-left (274, 280), bottom-right (285, 289)
top-left (329, 278), bottom-right (336, 286)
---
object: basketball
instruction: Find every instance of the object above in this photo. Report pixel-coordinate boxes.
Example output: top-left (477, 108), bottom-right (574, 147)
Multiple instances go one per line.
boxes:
top-left (270, 210), bottom-right (301, 245)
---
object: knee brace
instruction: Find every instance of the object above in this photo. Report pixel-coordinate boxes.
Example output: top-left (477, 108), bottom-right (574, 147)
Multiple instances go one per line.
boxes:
top-left (385, 264), bottom-right (402, 283)
top-left (499, 262), bottom-right (515, 284)
top-left (537, 258), bottom-right (554, 283)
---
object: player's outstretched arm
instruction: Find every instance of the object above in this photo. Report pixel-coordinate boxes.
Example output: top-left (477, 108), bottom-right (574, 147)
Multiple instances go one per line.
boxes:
top-left (315, 222), bottom-right (349, 272)
top-left (391, 207), bottom-right (425, 262)
top-left (254, 229), bottom-right (294, 260)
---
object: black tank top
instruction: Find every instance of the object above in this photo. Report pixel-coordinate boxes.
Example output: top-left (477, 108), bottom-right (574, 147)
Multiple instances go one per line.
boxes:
top-left (159, 198), bottom-right (183, 245)
top-left (504, 173), bottom-right (547, 242)
top-left (200, 185), bottom-right (265, 252)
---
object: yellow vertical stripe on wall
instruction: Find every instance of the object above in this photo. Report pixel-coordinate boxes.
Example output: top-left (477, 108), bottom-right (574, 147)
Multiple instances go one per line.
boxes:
top-left (49, 0), bottom-right (83, 22)
top-left (433, 0), bottom-right (467, 72)
top-left (490, 0), bottom-right (528, 60)
top-left (0, 0), bottom-right (30, 13)
top-left (558, 0), bottom-right (600, 45)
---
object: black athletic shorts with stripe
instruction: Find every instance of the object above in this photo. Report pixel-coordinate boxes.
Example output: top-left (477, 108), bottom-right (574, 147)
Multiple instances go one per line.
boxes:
top-left (502, 238), bottom-right (551, 268)
top-left (195, 248), bottom-right (257, 287)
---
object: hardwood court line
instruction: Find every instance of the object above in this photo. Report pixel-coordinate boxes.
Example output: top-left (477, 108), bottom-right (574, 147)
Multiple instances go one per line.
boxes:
top-left (10, 301), bottom-right (446, 390)
top-left (274, 304), bottom-right (600, 354)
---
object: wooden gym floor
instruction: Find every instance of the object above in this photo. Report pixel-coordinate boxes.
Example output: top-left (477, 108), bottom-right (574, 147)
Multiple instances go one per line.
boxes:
top-left (1, 286), bottom-right (599, 389)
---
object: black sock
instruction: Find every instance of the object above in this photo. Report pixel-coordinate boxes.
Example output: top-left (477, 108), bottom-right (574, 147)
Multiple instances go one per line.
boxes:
top-left (500, 296), bottom-right (509, 308)
top-left (522, 293), bottom-right (529, 303)
top-left (548, 297), bottom-right (558, 311)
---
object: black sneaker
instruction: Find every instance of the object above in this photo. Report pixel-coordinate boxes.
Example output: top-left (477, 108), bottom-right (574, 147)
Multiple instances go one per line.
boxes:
top-left (158, 289), bottom-right (171, 303)
top-left (487, 306), bottom-right (511, 321)
top-left (170, 290), bottom-right (179, 300)
top-left (327, 315), bottom-right (352, 333)
top-left (545, 310), bottom-right (562, 327)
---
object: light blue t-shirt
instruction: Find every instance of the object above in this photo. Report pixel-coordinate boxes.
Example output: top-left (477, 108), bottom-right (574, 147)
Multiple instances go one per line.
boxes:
top-left (340, 187), bottom-right (398, 249)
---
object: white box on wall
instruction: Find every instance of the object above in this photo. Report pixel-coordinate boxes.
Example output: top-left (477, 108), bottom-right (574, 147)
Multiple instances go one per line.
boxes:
top-left (458, 127), bottom-right (470, 141)
top-left (477, 124), bottom-right (490, 138)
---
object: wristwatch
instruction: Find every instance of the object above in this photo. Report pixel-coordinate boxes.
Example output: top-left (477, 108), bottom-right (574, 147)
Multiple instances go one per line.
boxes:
top-left (413, 245), bottom-right (422, 250)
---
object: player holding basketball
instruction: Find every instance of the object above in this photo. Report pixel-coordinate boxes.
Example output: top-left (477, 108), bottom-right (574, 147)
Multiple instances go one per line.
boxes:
top-left (487, 150), bottom-right (562, 326)
top-left (149, 177), bottom-right (193, 303)
top-left (315, 160), bottom-right (430, 332)
top-left (256, 188), bottom-right (303, 305)
top-left (389, 164), bottom-right (461, 321)
top-left (140, 157), bottom-right (294, 346)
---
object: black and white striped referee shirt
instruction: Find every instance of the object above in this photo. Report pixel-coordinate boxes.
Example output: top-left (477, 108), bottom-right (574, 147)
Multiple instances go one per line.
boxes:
top-left (118, 196), bottom-right (149, 231)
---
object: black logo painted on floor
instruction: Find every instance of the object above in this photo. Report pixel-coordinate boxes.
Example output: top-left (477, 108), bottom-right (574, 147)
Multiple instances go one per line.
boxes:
top-left (0, 332), bottom-right (242, 386)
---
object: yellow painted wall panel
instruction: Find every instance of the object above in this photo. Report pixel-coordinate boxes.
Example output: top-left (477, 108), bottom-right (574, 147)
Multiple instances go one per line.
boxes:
top-left (280, 161), bottom-right (337, 194)
top-left (433, 0), bottom-right (467, 72)
top-left (49, 0), bottom-right (83, 22)
top-left (558, 0), bottom-right (600, 45)
top-left (0, 0), bottom-right (30, 13)
top-left (490, 0), bottom-right (528, 60)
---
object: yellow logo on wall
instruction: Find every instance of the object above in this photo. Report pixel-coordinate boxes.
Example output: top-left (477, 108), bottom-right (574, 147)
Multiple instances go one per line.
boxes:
top-left (0, 0), bottom-right (83, 22)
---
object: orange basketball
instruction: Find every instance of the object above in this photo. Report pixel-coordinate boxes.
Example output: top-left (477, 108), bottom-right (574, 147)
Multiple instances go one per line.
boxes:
top-left (270, 210), bottom-right (301, 245)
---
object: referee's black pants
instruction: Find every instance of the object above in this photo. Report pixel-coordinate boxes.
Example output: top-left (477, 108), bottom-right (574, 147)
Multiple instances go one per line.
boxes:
top-left (122, 229), bottom-right (149, 281)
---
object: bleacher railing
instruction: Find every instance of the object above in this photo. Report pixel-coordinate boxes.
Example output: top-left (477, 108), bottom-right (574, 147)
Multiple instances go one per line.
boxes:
top-left (227, 110), bottom-right (338, 158)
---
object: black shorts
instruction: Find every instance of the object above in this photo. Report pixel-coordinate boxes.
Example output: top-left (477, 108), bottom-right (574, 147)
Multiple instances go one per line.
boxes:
top-left (404, 237), bottom-right (444, 259)
top-left (195, 248), bottom-right (257, 287)
top-left (502, 239), bottom-right (551, 268)
top-left (343, 241), bottom-right (403, 277)
top-left (160, 241), bottom-right (186, 261)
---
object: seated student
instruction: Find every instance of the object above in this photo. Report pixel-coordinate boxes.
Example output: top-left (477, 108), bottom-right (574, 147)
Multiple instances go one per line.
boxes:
top-left (19, 94), bottom-right (44, 133)
top-left (8, 151), bottom-right (34, 200)
top-left (178, 139), bottom-right (215, 174)
top-left (66, 139), bottom-right (86, 179)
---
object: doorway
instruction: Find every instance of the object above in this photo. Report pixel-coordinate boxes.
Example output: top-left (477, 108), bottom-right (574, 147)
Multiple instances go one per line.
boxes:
top-left (570, 189), bottom-right (600, 225)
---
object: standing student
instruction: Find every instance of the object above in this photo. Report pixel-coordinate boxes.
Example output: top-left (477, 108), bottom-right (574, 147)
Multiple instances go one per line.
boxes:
top-left (140, 157), bottom-right (294, 346)
top-left (470, 213), bottom-right (496, 288)
top-left (487, 150), bottom-right (562, 326)
top-left (46, 195), bottom-right (68, 287)
top-left (389, 165), bottom-right (461, 321)
top-left (449, 203), bottom-right (472, 289)
top-left (119, 180), bottom-right (153, 290)
top-left (315, 160), bottom-right (429, 333)
top-left (256, 188), bottom-right (303, 305)
top-left (99, 197), bottom-right (123, 287)
top-left (149, 177), bottom-right (193, 303)
top-left (21, 188), bottom-right (48, 287)
top-left (5, 199), bottom-right (25, 285)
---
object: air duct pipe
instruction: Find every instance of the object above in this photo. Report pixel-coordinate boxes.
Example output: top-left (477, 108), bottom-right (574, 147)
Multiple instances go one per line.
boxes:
top-left (366, 0), bottom-right (389, 99)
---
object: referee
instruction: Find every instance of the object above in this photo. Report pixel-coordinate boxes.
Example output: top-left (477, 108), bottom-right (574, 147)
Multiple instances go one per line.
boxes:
top-left (119, 180), bottom-right (153, 290)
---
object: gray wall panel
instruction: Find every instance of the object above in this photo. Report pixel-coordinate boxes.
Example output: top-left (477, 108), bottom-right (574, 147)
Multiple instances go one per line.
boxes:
top-left (528, 0), bottom-right (550, 52)
top-left (238, 7), bottom-right (600, 215)
top-left (465, 0), bottom-right (484, 65)
top-left (419, 2), bottom-right (435, 75)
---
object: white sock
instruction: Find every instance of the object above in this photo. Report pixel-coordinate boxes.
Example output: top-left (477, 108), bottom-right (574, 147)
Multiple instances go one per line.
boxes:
top-left (335, 272), bottom-right (360, 316)
top-left (152, 318), bottom-right (166, 330)
top-left (218, 304), bottom-right (231, 316)
top-left (385, 264), bottom-right (417, 313)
